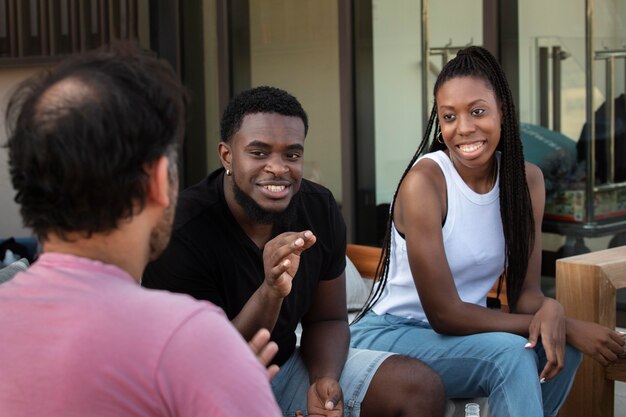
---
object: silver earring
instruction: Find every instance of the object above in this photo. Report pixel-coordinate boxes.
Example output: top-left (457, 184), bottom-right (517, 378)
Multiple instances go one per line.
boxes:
top-left (225, 169), bottom-right (231, 176)
top-left (437, 133), bottom-right (444, 144)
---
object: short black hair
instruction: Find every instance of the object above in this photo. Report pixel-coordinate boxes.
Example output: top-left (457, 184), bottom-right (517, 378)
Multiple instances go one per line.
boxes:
top-left (5, 41), bottom-right (188, 240)
top-left (220, 86), bottom-right (308, 142)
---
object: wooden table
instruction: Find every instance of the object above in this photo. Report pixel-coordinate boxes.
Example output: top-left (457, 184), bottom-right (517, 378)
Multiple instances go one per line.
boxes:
top-left (556, 246), bottom-right (626, 417)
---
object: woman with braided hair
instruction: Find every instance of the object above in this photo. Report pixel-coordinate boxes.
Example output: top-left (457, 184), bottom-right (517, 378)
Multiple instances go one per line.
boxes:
top-left (350, 46), bottom-right (625, 417)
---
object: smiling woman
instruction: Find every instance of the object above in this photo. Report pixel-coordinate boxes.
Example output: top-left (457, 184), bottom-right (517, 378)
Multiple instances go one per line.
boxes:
top-left (350, 46), bottom-right (623, 417)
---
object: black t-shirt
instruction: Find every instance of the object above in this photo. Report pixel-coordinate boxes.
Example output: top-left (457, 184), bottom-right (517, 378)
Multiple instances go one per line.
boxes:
top-left (142, 168), bottom-right (346, 365)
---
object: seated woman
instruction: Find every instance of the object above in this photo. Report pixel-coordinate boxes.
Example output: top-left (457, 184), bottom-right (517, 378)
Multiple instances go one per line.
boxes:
top-left (350, 46), bottom-right (625, 417)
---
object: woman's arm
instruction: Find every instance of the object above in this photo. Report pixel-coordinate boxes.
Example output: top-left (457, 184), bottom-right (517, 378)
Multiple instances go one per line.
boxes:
top-left (396, 159), bottom-right (533, 336)
top-left (515, 162), bottom-right (549, 314)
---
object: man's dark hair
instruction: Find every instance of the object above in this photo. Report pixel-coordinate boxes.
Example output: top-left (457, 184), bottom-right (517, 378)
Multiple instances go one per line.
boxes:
top-left (220, 86), bottom-right (308, 141)
top-left (5, 42), bottom-right (188, 240)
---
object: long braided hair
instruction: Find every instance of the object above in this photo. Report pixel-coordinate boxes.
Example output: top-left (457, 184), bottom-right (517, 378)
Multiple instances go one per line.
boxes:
top-left (354, 46), bottom-right (534, 321)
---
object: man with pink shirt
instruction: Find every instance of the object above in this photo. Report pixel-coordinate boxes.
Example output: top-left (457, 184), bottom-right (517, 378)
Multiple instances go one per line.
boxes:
top-left (0, 42), bottom-right (282, 417)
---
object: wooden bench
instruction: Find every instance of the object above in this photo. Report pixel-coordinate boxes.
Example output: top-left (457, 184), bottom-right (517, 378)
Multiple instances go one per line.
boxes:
top-left (346, 243), bottom-right (508, 310)
top-left (555, 246), bottom-right (626, 417)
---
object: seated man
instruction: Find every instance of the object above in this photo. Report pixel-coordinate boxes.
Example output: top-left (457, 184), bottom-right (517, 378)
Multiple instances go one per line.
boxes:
top-left (143, 86), bottom-right (445, 416)
top-left (0, 43), bottom-right (281, 417)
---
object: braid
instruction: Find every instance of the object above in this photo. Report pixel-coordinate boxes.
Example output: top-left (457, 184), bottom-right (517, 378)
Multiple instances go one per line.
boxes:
top-left (353, 46), bottom-right (534, 322)
top-left (353, 104), bottom-right (437, 323)
top-left (471, 47), bottom-right (534, 312)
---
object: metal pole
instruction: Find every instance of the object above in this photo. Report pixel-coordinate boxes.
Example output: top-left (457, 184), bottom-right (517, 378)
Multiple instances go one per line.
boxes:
top-left (421, 0), bottom-right (429, 132)
top-left (605, 56), bottom-right (615, 183)
top-left (552, 46), bottom-right (562, 132)
top-left (539, 47), bottom-right (549, 128)
top-left (584, 0), bottom-right (595, 223)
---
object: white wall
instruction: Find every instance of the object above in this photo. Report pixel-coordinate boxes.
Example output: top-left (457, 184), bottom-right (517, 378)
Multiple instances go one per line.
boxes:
top-left (248, 0), bottom-right (342, 201)
top-left (0, 67), bottom-right (43, 239)
top-left (373, 0), bottom-right (482, 204)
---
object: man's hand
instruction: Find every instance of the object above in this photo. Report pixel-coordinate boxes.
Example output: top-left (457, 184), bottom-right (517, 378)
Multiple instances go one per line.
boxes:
top-left (301, 377), bottom-right (344, 417)
top-left (262, 230), bottom-right (316, 298)
top-left (248, 328), bottom-right (280, 381)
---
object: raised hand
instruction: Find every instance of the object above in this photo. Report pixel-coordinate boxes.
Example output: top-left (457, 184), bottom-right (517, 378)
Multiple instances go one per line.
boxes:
top-left (248, 328), bottom-right (280, 381)
top-left (262, 230), bottom-right (316, 298)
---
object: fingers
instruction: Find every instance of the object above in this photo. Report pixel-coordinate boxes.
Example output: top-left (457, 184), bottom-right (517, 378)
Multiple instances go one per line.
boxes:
top-left (248, 328), bottom-right (279, 369)
top-left (248, 328), bottom-right (281, 381)
top-left (306, 378), bottom-right (343, 416)
top-left (299, 230), bottom-right (317, 251)
top-left (265, 231), bottom-right (316, 263)
top-left (257, 340), bottom-right (279, 367)
top-left (610, 331), bottom-right (626, 352)
top-left (248, 328), bottom-right (271, 355)
top-left (526, 320), bottom-right (540, 349)
top-left (267, 364), bottom-right (280, 382)
top-left (536, 333), bottom-right (565, 381)
top-left (317, 378), bottom-right (343, 411)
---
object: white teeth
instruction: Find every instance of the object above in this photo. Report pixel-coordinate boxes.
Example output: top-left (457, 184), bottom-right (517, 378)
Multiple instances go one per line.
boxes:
top-left (265, 185), bottom-right (285, 192)
top-left (458, 142), bottom-right (484, 153)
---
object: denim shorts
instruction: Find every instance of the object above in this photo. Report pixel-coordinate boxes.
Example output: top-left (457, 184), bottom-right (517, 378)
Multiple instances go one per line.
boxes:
top-left (271, 347), bottom-right (393, 417)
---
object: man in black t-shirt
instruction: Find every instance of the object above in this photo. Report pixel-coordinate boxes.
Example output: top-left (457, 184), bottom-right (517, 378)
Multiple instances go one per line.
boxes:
top-left (143, 86), bottom-right (444, 417)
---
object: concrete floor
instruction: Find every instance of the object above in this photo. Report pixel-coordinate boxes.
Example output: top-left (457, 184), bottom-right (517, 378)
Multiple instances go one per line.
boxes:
top-left (617, 381), bottom-right (626, 417)
top-left (615, 327), bottom-right (626, 417)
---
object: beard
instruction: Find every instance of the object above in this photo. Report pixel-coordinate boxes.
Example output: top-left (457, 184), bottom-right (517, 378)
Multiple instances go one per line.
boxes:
top-left (148, 180), bottom-right (178, 261)
top-left (232, 178), bottom-right (299, 230)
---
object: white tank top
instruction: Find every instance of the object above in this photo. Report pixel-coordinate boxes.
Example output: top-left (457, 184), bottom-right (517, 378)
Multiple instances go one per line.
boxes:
top-left (373, 151), bottom-right (505, 322)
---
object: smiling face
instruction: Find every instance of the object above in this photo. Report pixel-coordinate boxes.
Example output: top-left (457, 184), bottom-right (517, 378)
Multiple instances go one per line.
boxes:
top-left (219, 112), bottom-right (305, 223)
top-left (436, 76), bottom-right (501, 171)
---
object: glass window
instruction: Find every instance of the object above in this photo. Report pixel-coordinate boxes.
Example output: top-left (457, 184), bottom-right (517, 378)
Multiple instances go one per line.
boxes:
top-left (373, 0), bottom-right (483, 206)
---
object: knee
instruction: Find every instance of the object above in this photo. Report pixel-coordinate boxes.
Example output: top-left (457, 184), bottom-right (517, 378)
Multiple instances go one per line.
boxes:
top-left (375, 355), bottom-right (446, 416)
top-left (486, 333), bottom-right (536, 364)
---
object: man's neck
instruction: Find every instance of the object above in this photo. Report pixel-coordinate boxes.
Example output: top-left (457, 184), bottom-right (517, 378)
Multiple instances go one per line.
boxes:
top-left (42, 225), bottom-right (149, 283)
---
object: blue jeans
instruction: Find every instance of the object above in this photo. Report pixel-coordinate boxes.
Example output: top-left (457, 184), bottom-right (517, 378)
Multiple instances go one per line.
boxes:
top-left (271, 347), bottom-right (392, 416)
top-left (350, 311), bottom-right (582, 417)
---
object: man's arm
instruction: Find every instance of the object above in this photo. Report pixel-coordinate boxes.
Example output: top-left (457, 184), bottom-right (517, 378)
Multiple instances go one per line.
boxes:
top-left (299, 271), bottom-right (349, 414)
top-left (156, 309), bottom-right (283, 417)
top-left (232, 230), bottom-right (316, 341)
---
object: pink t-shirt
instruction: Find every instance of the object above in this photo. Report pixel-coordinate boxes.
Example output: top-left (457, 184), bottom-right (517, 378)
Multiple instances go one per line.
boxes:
top-left (0, 253), bottom-right (281, 417)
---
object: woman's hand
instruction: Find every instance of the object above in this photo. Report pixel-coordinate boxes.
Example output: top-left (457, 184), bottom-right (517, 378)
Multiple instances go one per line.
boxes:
top-left (566, 318), bottom-right (625, 366)
top-left (526, 298), bottom-right (567, 382)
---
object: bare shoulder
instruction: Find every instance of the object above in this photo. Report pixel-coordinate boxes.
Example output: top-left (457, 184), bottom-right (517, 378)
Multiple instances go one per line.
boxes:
top-left (524, 161), bottom-right (545, 191)
top-left (401, 157), bottom-right (445, 195)
top-left (395, 157), bottom-right (446, 233)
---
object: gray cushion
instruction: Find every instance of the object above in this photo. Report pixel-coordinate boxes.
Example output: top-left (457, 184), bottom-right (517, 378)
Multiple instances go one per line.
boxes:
top-left (0, 258), bottom-right (30, 284)
top-left (345, 256), bottom-right (373, 312)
